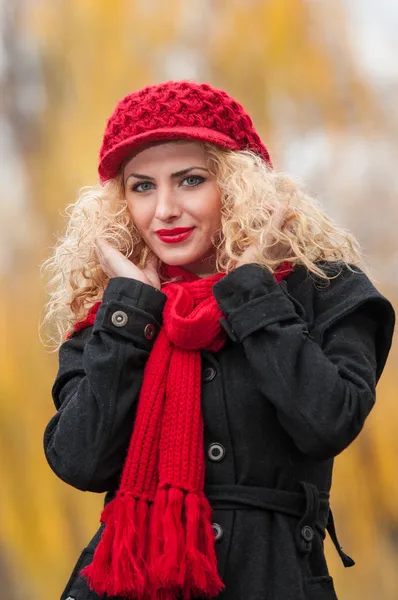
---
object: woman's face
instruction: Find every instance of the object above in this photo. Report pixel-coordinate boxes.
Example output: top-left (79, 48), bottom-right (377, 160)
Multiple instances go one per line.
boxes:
top-left (123, 141), bottom-right (221, 276)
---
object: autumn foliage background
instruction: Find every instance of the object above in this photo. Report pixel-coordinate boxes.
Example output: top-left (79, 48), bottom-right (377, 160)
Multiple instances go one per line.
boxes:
top-left (1, 1), bottom-right (397, 599)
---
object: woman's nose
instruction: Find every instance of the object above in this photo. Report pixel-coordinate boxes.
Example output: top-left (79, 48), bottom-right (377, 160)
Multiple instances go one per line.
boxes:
top-left (155, 188), bottom-right (181, 220)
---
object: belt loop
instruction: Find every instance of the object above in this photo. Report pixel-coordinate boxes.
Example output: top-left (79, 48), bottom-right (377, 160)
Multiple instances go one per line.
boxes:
top-left (295, 481), bottom-right (320, 555)
top-left (326, 508), bottom-right (355, 567)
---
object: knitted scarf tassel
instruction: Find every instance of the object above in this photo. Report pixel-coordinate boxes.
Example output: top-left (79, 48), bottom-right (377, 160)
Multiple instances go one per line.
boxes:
top-left (81, 271), bottom-right (228, 600)
top-left (80, 262), bottom-right (293, 599)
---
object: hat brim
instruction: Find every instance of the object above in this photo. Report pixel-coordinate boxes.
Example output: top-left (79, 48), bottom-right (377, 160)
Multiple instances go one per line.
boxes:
top-left (98, 127), bottom-right (241, 182)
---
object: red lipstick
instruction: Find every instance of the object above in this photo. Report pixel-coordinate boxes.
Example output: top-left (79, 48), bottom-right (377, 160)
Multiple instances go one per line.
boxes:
top-left (155, 226), bottom-right (195, 244)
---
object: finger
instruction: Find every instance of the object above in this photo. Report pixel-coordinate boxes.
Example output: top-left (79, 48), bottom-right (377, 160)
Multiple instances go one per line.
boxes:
top-left (96, 239), bottom-right (123, 266)
top-left (93, 237), bottom-right (107, 256)
top-left (95, 237), bottom-right (113, 254)
top-left (93, 239), bottom-right (113, 276)
top-left (273, 203), bottom-right (288, 226)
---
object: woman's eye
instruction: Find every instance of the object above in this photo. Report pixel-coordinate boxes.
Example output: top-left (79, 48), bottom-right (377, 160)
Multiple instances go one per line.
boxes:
top-left (132, 181), bottom-right (153, 192)
top-left (181, 175), bottom-right (205, 187)
top-left (131, 175), bottom-right (204, 192)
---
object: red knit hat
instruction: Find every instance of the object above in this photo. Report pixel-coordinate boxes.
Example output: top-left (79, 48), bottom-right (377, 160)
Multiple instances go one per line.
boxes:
top-left (98, 80), bottom-right (272, 182)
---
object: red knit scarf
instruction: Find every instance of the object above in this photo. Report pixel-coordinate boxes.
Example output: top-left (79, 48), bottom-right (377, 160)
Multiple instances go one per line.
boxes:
top-left (67, 262), bottom-right (293, 600)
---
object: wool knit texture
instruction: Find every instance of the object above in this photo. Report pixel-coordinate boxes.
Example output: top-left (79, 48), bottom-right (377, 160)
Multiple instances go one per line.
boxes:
top-left (98, 80), bottom-right (272, 182)
top-left (68, 262), bottom-right (293, 600)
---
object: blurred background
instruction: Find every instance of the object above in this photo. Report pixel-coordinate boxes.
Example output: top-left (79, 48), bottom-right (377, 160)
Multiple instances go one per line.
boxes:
top-left (1, 0), bottom-right (397, 599)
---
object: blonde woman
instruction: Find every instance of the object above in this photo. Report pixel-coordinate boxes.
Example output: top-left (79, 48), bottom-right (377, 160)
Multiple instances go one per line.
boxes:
top-left (41, 80), bottom-right (395, 600)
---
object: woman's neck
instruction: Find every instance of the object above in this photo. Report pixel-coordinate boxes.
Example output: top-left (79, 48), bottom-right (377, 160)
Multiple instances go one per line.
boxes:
top-left (180, 253), bottom-right (218, 278)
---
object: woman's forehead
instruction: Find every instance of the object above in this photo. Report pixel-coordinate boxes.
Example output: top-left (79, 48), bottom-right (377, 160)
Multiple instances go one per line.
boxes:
top-left (123, 140), bottom-right (207, 172)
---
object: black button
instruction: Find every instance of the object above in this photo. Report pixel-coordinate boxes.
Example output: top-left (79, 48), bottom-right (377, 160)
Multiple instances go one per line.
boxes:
top-left (203, 366), bottom-right (216, 383)
top-left (301, 525), bottom-right (314, 542)
top-left (208, 443), bottom-right (226, 462)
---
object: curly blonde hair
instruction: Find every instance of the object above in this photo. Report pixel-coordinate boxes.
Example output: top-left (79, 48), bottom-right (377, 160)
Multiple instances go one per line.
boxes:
top-left (40, 142), bottom-right (368, 351)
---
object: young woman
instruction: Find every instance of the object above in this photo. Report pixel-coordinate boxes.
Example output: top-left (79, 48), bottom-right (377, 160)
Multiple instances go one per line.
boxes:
top-left (41, 80), bottom-right (395, 600)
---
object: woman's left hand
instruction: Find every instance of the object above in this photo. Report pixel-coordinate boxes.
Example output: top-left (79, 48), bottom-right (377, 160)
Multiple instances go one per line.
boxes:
top-left (235, 202), bottom-right (295, 269)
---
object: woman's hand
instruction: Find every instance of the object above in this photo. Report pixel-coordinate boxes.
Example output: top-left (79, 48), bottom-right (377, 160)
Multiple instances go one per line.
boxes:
top-left (235, 203), bottom-right (296, 269)
top-left (94, 238), bottom-right (161, 290)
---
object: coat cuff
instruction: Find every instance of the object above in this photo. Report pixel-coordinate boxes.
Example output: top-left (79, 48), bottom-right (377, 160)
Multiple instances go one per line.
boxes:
top-left (212, 264), bottom-right (300, 342)
top-left (92, 277), bottom-right (167, 349)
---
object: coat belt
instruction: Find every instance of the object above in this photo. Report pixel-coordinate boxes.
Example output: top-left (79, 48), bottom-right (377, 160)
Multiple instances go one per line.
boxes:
top-left (204, 481), bottom-right (355, 568)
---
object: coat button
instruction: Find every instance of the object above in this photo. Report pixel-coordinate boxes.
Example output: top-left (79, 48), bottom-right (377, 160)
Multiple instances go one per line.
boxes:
top-left (111, 310), bottom-right (128, 327)
top-left (301, 525), bottom-right (314, 542)
top-left (208, 443), bottom-right (226, 462)
top-left (144, 323), bottom-right (156, 340)
top-left (212, 522), bottom-right (223, 541)
top-left (203, 366), bottom-right (216, 382)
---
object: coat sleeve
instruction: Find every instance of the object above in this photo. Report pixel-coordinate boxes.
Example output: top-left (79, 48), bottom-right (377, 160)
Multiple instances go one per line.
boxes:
top-left (43, 277), bottom-right (167, 492)
top-left (212, 262), bottom-right (395, 460)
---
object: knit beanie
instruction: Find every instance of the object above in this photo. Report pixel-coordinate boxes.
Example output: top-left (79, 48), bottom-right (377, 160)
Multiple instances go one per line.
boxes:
top-left (98, 80), bottom-right (272, 182)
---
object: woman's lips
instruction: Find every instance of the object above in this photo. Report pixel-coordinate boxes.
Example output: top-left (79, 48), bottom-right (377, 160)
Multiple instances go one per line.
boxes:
top-left (156, 227), bottom-right (195, 244)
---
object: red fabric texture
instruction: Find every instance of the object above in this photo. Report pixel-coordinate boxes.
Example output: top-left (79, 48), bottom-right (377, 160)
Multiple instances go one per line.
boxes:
top-left (67, 262), bottom-right (293, 599)
top-left (65, 302), bottom-right (101, 340)
top-left (98, 80), bottom-right (272, 182)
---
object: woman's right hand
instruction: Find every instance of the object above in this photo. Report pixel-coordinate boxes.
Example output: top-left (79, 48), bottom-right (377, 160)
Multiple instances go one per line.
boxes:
top-left (94, 238), bottom-right (161, 290)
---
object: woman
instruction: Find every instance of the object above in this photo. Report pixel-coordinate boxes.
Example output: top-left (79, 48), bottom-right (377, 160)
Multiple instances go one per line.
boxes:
top-left (41, 80), bottom-right (395, 600)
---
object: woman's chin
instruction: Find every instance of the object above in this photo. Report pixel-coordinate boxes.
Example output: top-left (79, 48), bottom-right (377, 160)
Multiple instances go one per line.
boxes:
top-left (154, 244), bottom-right (201, 266)
top-left (159, 253), bottom-right (199, 267)
top-left (150, 237), bottom-right (216, 270)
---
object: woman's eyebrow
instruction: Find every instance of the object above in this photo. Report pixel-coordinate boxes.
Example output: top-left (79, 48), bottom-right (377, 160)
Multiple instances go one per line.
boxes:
top-left (125, 166), bottom-right (209, 183)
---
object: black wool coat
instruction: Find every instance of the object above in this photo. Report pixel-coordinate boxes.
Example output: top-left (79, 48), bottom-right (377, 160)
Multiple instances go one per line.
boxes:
top-left (44, 261), bottom-right (395, 600)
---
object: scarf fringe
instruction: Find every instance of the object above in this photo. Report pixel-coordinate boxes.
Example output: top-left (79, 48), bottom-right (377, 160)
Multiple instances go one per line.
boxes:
top-left (81, 486), bottom-right (225, 599)
top-left (81, 492), bottom-right (148, 598)
top-left (151, 486), bottom-right (186, 587)
top-left (184, 492), bottom-right (224, 597)
top-left (151, 486), bottom-right (225, 598)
